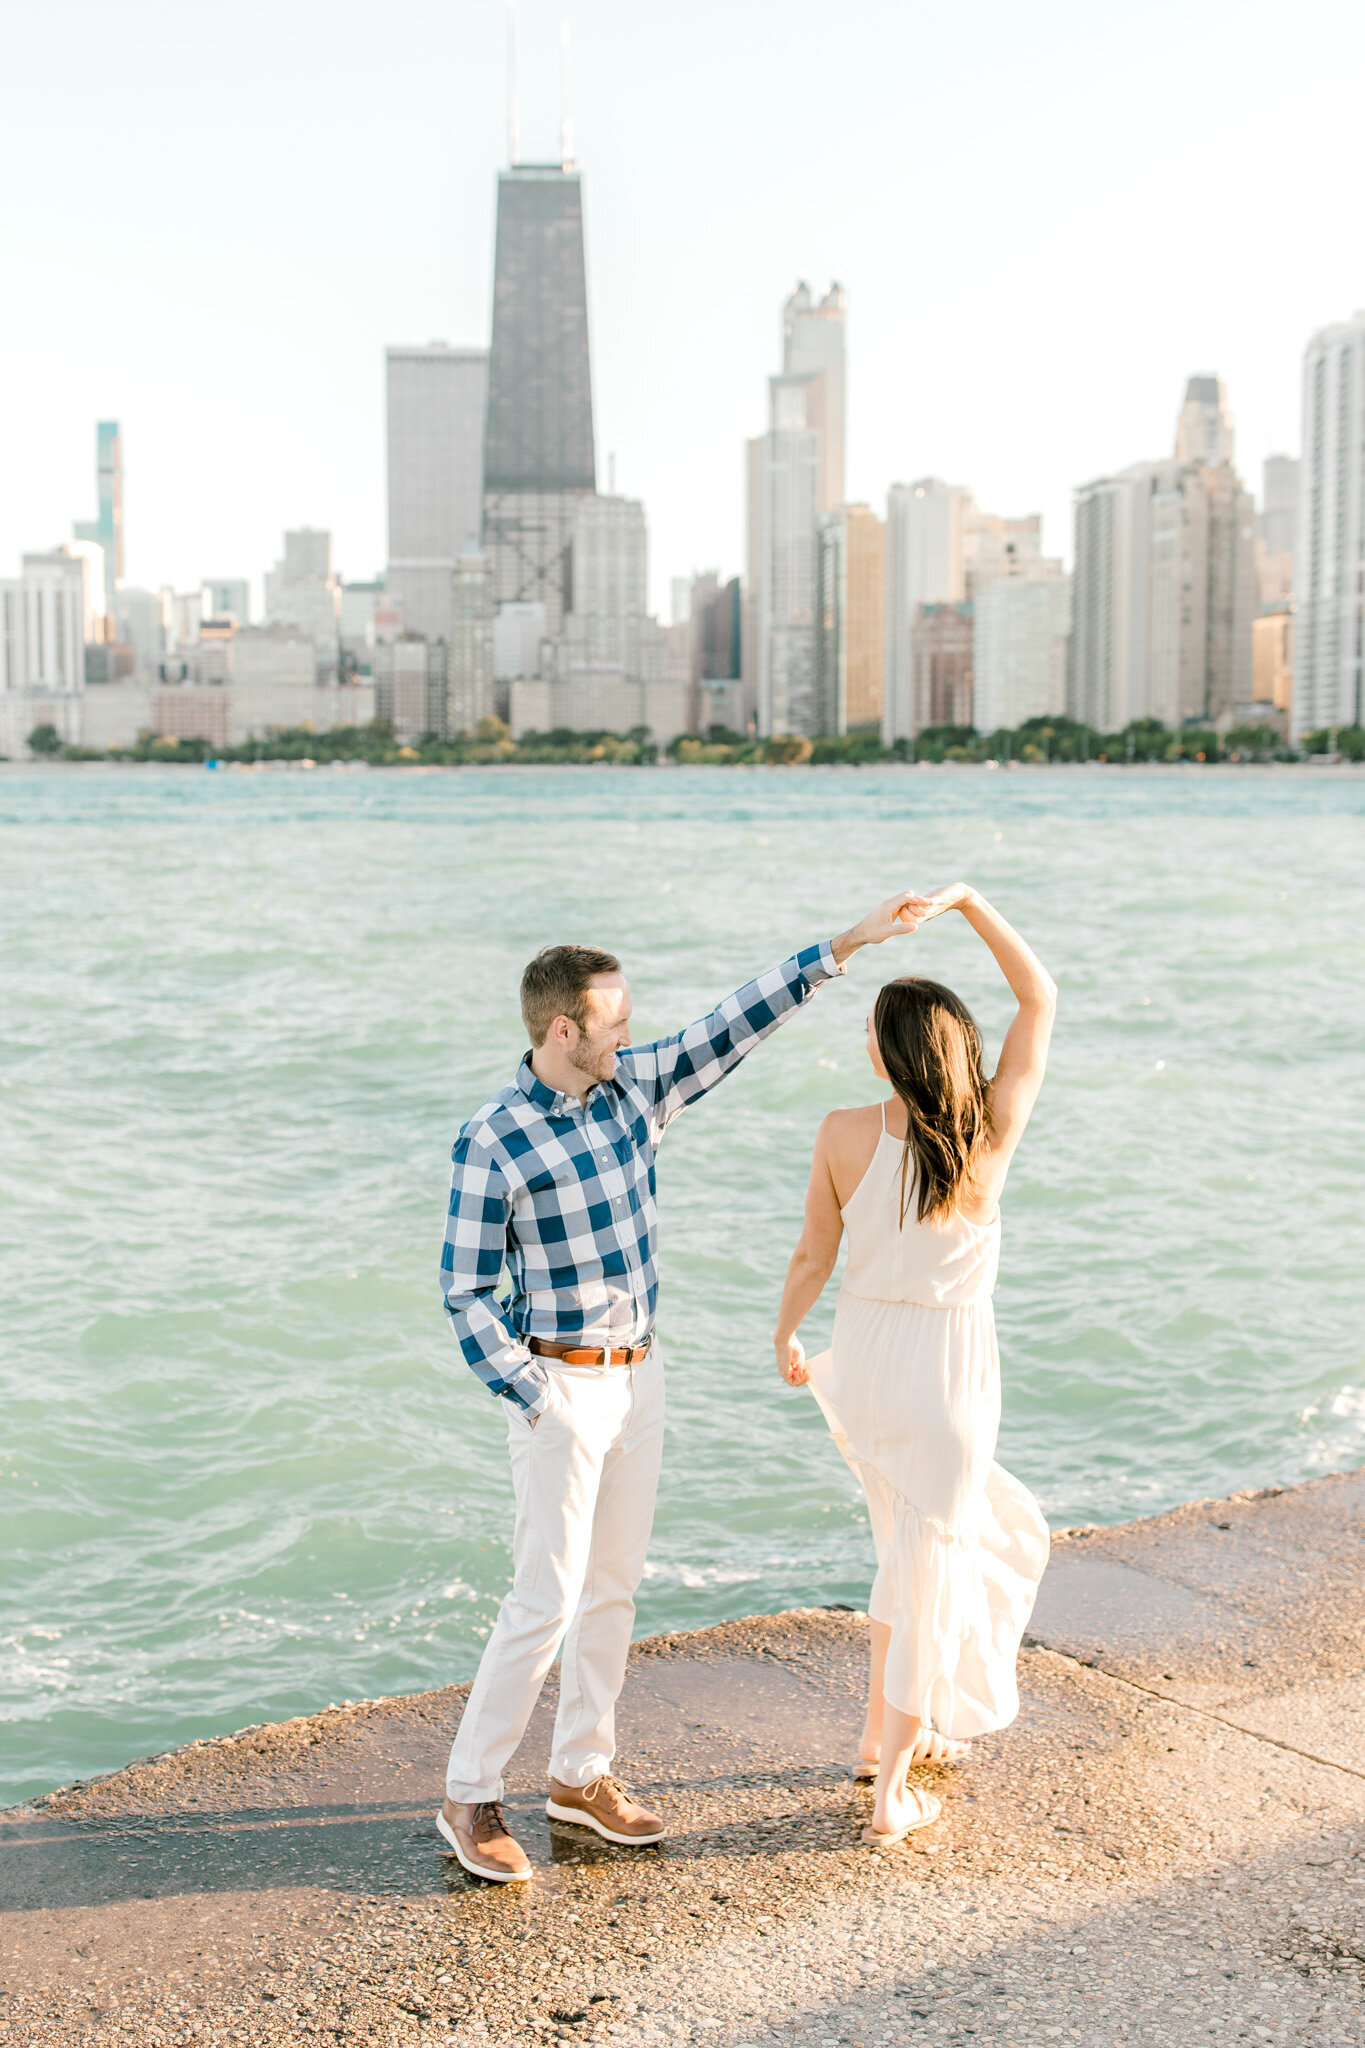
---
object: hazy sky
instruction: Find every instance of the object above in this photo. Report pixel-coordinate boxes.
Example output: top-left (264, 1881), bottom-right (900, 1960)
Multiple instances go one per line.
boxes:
top-left (3, 0), bottom-right (1363, 616)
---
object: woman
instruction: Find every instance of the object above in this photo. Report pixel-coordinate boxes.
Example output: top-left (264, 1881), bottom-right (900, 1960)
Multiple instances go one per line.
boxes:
top-left (773, 882), bottom-right (1055, 1847)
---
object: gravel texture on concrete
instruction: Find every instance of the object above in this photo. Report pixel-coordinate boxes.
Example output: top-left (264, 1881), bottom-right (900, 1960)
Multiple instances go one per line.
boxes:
top-left (3, 1468), bottom-right (1365, 2048)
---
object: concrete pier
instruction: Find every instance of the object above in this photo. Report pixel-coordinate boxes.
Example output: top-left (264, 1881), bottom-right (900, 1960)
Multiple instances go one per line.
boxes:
top-left (3, 1467), bottom-right (1364, 2046)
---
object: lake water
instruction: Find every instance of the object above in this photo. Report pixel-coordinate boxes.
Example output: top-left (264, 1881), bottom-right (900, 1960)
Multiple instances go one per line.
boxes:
top-left (2, 762), bottom-right (1363, 1803)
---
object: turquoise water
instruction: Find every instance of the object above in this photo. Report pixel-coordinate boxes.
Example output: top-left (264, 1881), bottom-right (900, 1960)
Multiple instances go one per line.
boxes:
top-left (2, 762), bottom-right (1363, 1804)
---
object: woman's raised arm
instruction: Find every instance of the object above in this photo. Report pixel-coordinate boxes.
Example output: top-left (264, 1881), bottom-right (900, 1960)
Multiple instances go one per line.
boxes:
top-left (918, 885), bottom-right (1057, 1172)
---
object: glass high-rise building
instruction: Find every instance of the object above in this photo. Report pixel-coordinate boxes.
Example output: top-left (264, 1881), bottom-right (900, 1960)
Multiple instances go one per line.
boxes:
top-left (483, 167), bottom-right (595, 493)
top-left (482, 165), bottom-right (597, 638)
top-left (73, 420), bottom-right (123, 618)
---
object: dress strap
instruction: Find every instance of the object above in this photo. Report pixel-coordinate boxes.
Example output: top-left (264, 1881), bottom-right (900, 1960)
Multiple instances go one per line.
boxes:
top-left (881, 1099), bottom-right (889, 1134)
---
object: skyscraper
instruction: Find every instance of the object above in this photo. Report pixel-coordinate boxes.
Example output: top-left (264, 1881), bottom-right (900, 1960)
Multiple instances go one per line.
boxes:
top-left (1068, 466), bottom-right (1156, 732)
top-left (1175, 374), bottom-right (1236, 466)
top-left (484, 168), bottom-right (595, 494)
top-left (0, 552), bottom-right (92, 692)
top-left (783, 283), bottom-right (846, 513)
top-left (815, 503), bottom-right (884, 735)
top-left (973, 570), bottom-right (1070, 734)
top-left (73, 421), bottom-right (124, 619)
top-left (385, 343), bottom-right (488, 643)
top-left (446, 552), bottom-right (494, 738)
top-left (881, 480), bottom-right (969, 744)
top-left (749, 374), bottom-right (821, 736)
top-left (1295, 312), bottom-right (1365, 735)
top-left (482, 164), bottom-right (596, 637)
top-left (1069, 378), bottom-right (1255, 732)
top-left (1256, 454), bottom-right (1299, 606)
top-left (745, 283), bottom-right (846, 737)
top-left (1260, 453), bottom-right (1300, 558)
top-left (264, 529), bottom-right (341, 672)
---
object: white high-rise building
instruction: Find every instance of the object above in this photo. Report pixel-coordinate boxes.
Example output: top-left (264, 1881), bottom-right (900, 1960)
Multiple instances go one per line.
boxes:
top-left (1068, 466), bottom-right (1158, 732)
top-left (385, 344), bottom-right (488, 645)
top-left (1070, 377), bottom-right (1255, 732)
top-left (1294, 312), bottom-right (1365, 736)
top-left (782, 282), bottom-right (846, 514)
top-left (973, 567), bottom-right (1070, 734)
top-left (447, 553), bottom-right (494, 738)
top-left (749, 374), bottom-right (821, 736)
top-left (0, 550), bottom-right (92, 693)
top-left (881, 480), bottom-right (969, 744)
top-left (745, 284), bottom-right (846, 736)
top-left (555, 495), bottom-right (652, 675)
top-left (1260, 454), bottom-right (1299, 558)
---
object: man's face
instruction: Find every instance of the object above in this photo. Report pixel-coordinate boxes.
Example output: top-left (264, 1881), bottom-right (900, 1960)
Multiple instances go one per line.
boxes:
top-left (566, 973), bottom-right (633, 1087)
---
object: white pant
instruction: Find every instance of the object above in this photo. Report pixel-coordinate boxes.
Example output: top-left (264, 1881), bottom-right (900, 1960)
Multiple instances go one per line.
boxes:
top-left (445, 1350), bottom-right (665, 1804)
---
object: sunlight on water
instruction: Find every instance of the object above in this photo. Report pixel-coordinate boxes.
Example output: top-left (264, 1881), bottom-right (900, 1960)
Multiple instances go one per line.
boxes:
top-left (2, 763), bottom-right (1363, 1799)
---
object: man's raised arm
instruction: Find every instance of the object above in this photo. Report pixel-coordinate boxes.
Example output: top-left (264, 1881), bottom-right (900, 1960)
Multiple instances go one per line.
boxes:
top-left (616, 891), bottom-right (930, 1131)
top-left (439, 1127), bottom-right (549, 1414)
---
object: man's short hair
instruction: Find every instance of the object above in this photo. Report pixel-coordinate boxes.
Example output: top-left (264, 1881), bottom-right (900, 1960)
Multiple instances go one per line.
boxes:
top-left (520, 944), bottom-right (621, 1047)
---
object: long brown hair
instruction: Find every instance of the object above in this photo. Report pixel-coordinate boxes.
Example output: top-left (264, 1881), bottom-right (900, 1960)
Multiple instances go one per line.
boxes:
top-left (872, 977), bottom-right (989, 1224)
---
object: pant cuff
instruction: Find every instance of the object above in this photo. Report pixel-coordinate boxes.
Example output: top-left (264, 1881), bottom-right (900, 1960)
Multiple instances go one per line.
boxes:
top-left (445, 1776), bottom-right (505, 1805)
top-left (549, 1755), bottom-right (611, 1789)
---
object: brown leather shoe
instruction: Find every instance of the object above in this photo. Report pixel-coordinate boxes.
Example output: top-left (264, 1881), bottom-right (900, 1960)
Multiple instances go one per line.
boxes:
top-left (545, 1774), bottom-right (666, 1844)
top-left (436, 1798), bottom-right (533, 1881)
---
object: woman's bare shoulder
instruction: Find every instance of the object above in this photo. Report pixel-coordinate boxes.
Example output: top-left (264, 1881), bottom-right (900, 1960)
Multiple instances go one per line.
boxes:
top-left (817, 1103), bottom-right (885, 1206)
top-left (818, 1102), bottom-right (883, 1133)
top-left (816, 1102), bottom-right (884, 1159)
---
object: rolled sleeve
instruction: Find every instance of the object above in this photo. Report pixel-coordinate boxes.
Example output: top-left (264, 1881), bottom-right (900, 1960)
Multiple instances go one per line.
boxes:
top-left (439, 1129), bottom-right (550, 1413)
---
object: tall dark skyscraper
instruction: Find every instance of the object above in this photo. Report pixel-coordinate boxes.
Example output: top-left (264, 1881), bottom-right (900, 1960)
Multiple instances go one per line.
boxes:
top-left (482, 165), bottom-right (597, 643)
top-left (484, 166), bottom-right (596, 492)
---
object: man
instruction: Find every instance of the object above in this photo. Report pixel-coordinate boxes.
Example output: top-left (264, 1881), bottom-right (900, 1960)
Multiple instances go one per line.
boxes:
top-left (437, 893), bottom-right (923, 1881)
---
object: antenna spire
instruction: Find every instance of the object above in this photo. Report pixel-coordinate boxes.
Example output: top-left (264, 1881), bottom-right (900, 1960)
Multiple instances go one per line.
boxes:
top-left (506, 0), bottom-right (519, 166)
top-left (560, 20), bottom-right (574, 169)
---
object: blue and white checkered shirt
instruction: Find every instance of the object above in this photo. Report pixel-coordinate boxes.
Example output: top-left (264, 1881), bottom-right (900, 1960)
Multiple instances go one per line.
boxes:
top-left (440, 942), bottom-right (843, 1414)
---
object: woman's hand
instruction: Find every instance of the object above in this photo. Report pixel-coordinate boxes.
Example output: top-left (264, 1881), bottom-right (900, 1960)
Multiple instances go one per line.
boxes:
top-left (915, 882), bottom-right (978, 922)
top-left (775, 1335), bottom-right (809, 1387)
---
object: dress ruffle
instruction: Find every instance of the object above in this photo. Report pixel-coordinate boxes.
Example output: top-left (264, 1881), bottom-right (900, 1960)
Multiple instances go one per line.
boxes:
top-left (805, 1349), bottom-right (1049, 1739)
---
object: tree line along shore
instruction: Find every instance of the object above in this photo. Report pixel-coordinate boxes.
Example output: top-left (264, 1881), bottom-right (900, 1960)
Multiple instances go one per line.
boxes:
top-left (19, 712), bottom-right (1365, 769)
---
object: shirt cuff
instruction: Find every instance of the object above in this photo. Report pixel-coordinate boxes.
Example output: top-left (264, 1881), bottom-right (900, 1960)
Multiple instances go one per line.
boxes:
top-left (506, 1354), bottom-right (551, 1415)
top-left (815, 937), bottom-right (846, 979)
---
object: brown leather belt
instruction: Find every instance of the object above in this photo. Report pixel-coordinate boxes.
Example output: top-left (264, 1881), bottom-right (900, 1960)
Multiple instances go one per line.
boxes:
top-left (528, 1336), bottom-right (651, 1367)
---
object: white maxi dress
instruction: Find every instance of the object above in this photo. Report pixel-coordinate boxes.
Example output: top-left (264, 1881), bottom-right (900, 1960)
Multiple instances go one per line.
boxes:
top-left (805, 1108), bottom-right (1049, 1739)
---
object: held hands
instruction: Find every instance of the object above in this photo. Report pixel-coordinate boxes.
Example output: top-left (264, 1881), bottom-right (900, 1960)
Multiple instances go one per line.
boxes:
top-left (914, 882), bottom-right (977, 922)
top-left (832, 886), bottom-right (976, 964)
top-left (849, 890), bottom-right (934, 947)
top-left (776, 1335), bottom-right (809, 1387)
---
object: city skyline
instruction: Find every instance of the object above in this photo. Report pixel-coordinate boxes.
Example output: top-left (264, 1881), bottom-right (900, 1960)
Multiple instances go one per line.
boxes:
top-left (4, 0), bottom-right (1363, 616)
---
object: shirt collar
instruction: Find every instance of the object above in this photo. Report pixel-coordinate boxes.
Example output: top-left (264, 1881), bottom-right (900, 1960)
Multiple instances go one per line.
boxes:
top-left (517, 1053), bottom-right (592, 1119)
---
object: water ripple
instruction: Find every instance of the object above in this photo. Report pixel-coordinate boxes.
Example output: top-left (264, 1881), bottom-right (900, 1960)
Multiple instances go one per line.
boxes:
top-left (2, 762), bottom-right (1363, 1799)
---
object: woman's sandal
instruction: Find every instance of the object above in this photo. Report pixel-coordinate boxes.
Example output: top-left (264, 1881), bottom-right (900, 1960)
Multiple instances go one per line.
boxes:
top-left (860, 1785), bottom-right (941, 1846)
top-left (852, 1729), bottom-right (971, 1779)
